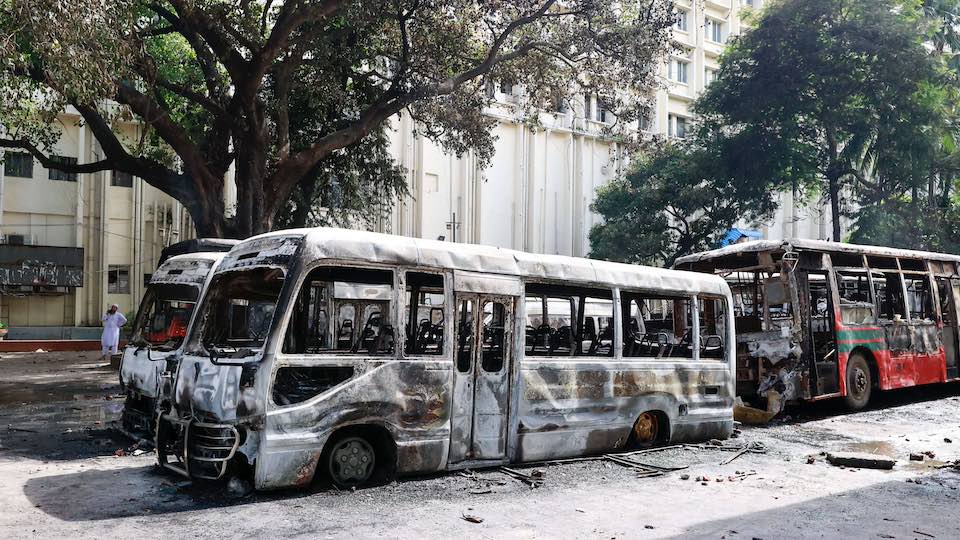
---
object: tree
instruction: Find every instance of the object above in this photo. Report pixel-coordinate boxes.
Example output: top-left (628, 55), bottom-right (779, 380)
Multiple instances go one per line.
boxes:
top-left (589, 132), bottom-right (786, 265)
top-left (695, 0), bottom-right (942, 242)
top-left (1, 0), bottom-right (676, 238)
top-left (848, 0), bottom-right (960, 250)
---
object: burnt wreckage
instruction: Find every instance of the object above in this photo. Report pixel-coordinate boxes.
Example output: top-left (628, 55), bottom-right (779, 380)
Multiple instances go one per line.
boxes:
top-left (152, 228), bottom-right (736, 490)
top-left (675, 240), bottom-right (960, 420)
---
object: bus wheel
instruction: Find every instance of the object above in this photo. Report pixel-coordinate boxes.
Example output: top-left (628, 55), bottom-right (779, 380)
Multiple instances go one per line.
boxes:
top-left (327, 436), bottom-right (376, 488)
top-left (632, 411), bottom-right (660, 446)
top-left (844, 353), bottom-right (872, 411)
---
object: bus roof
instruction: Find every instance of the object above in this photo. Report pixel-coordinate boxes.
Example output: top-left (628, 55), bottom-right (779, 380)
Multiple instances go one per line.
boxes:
top-left (227, 227), bottom-right (730, 297)
top-left (674, 239), bottom-right (960, 268)
top-left (151, 251), bottom-right (228, 286)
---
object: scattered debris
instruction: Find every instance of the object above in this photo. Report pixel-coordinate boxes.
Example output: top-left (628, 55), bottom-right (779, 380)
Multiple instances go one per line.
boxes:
top-left (500, 466), bottom-right (544, 488)
top-left (461, 513), bottom-right (483, 524)
top-left (923, 451), bottom-right (936, 459)
top-left (806, 457), bottom-right (816, 465)
top-left (6, 425), bottom-right (37, 433)
top-left (913, 529), bottom-right (936, 538)
top-left (945, 438), bottom-right (952, 444)
top-left (720, 448), bottom-right (750, 466)
top-left (825, 452), bottom-right (895, 470)
top-left (113, 449), bottom-right (126, 457)
top-left (910, 453), bottom-right (925, 462)
top-left (680, 474), bottom-right (690, 480)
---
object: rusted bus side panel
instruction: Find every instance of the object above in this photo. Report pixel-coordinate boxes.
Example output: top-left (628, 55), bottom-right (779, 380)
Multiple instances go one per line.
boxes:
top-left (841, 323), bottom-right (946, 391)
top-left (255, 359), bottom-right (452, 490)
top-left (514, 360), bottom-right (733, 462)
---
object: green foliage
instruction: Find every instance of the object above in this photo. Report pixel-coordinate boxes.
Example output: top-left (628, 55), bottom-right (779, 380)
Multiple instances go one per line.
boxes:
top-left (589, 140), bottom-right (780, 265)
top-left (695, 0), bottom-right (943, 241)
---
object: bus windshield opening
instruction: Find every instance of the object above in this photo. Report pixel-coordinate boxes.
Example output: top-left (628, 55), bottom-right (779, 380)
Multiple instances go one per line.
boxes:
top-left (131, 283), bottom-right (199, 351)
top-left (195, 267), bottom-right (285, 358)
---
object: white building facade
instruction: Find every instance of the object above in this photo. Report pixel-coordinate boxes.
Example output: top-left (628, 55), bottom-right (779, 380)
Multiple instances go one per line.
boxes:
top-left (386, 0), bottom-right (839, 255)
top-left (0, 110), bottom-right (194, 335)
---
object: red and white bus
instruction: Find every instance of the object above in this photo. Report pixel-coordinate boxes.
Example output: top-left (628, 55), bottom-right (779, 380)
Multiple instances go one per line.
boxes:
top-left (674, 240), bottom-right (960, 417)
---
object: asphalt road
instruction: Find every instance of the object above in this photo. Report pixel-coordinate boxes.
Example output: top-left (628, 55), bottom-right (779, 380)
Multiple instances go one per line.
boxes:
top-left (1, 351), bottom-right (959, 539)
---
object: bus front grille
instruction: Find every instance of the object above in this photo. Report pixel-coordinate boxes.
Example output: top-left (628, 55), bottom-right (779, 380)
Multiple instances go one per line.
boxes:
top-left (187, 421), bottom-right (240, 480)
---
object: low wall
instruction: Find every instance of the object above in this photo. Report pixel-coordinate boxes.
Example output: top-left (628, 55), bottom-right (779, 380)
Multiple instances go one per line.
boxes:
top-left (0, 339), bottom-right (127, 352)
top-left (5, 326), bottom-right (128, 340)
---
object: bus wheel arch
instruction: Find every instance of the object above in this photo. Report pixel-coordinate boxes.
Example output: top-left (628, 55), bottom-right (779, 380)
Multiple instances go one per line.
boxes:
top-left (628, 410), bottom-right (670, 448)
top-left (319, 424), bottom-right (397, 488)
top-left (844, 349), bottom-right (874, 410)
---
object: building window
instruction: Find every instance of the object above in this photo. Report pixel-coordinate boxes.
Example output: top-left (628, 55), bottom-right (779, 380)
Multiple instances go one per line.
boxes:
top-left (583, 94), bottom-right (593, 120)
top-left (707, 19), bottom-right (725, 43)
top-left (639, 113), bottom-right (653, 132)
top-left (742, 0), bottom-right (756, 7)
top-left (112, 170), bottom-right (133, 187)
top-left (108, 265), bottom-right (131, 294)
top-left (675, 9), bottom-right (688, 32)
top-left (598, 100), bottom-right (612, 123)
top-left (705, 68), bottom-right (717, 86)
top-left (48, 156), bottom-right (78, 182)
top-left (500, 81), bottom-right (514, 96)
top-left (669, 59), bottom-right (689, 84)
top-left (668, 115), bottom-right (688, 139)
top-left (4, 152), bottom-right (33, 178)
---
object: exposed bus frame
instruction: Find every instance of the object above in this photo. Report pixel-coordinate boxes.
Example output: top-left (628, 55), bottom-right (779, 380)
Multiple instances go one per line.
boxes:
top-left (675, 239), bottom-right (960, 416)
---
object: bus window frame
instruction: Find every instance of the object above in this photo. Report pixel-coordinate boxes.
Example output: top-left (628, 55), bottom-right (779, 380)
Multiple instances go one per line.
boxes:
top-left (276, 260), bottom-right (403, 360)
top-left (619, 289), bottom-right (700, 362)
top-left (401, 269), bottom-right (452, 359)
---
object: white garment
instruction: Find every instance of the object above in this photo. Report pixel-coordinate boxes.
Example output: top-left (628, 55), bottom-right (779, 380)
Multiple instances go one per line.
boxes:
top-left (101, 311), bottom-right (127, 354)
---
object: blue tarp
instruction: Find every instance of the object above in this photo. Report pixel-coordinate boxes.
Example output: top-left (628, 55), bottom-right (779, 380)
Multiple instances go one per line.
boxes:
top-left (719, 228), bottom-right (762, 247)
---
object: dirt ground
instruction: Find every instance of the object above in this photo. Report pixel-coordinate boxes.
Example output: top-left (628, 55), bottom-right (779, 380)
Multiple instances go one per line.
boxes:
top-left (2, 351), bottom-right (960, 539)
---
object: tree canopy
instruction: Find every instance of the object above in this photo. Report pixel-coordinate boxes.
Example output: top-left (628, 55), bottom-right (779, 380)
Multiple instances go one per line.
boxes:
top-left (695, 0), bottom-right (945, 243)
top-left (0, 0), bottom-right (676, 238)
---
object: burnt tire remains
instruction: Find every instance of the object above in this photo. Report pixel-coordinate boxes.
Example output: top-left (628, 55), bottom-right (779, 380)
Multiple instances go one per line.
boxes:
top-left (844, 352), bottom-right (872, 411)
top-left (326, 435), bottom-right (377, 488)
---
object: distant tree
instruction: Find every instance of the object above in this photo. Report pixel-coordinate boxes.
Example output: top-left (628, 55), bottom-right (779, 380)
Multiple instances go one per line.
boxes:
top-left (695, 0), bottom-right (942, 242)
top-left (0, 1), bottom-right (676, 238)
top-left (589, 132), bottom-right (787, 265)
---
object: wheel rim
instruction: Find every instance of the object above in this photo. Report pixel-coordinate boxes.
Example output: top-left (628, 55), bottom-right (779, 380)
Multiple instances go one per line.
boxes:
top-left (329, 437), bottom-right (375, 487)
top-left (851, 366), bottom-right (868, 397)
top-left (633, 412), bottom-right (659, 443)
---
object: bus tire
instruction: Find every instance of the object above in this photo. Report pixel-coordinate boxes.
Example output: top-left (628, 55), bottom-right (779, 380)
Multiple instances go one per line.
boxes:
top-left (326, 435), bottom-right (377, 489)
top-left (629, 411), bottom-right (665, 448)
top-left (844, 352), bottom-right (872, 411)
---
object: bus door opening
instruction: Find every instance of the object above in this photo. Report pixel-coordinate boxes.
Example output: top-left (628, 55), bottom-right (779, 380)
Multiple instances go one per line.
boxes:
top-left (939, 277), bottom-right (960, 379)
top-left (801, 271), bottom-right (838, 395)
top-left (450, 294), bottom-right (514, 464)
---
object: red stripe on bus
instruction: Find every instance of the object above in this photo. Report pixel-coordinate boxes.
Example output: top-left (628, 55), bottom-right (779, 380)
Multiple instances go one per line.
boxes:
top-left (837, 338), bottom-right (886, 344)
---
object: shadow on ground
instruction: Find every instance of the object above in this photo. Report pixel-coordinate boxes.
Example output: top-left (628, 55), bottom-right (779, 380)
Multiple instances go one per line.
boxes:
top-left (673, 470), bottom-right (960, 539)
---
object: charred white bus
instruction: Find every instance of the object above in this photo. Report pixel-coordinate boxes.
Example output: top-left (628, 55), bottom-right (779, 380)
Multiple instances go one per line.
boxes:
top-left (157, 229), bottom-right (734, 490)
top-left (120, 251), bottom-right (231, 438)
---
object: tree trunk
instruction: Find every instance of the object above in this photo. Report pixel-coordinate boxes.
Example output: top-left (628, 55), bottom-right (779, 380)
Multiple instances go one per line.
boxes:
top-left (828, 173), bottom-right (842, 242)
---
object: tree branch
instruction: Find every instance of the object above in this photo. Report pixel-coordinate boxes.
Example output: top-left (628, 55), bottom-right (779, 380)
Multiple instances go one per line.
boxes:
top-left (0, 138), bottom-right (114, 173)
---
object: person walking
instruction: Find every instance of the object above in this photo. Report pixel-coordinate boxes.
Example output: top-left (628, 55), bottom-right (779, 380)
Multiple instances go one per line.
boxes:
top-left (101, 304), bottom-right (127, 362)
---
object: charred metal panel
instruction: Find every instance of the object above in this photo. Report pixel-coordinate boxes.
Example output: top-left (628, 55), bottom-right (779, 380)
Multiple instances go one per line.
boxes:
top-left (0, 244), bottom-right (82, 287)
top-left (150, 255), bottom-right (216, 286)
top-left (515, 360), bottom-right (733, 462)
top-left (272, 366), bottom-right (354, 405)
top-left (254, 358), bottom-right (452, 489)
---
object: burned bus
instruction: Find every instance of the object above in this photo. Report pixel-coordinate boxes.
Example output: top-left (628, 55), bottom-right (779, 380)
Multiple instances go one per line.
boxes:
top-left (674, 240), bottom-right (960, 419)
top-left (120, 249), bottom-right (233, 439)
top-left (156, 228), bottom-right (734, 490)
